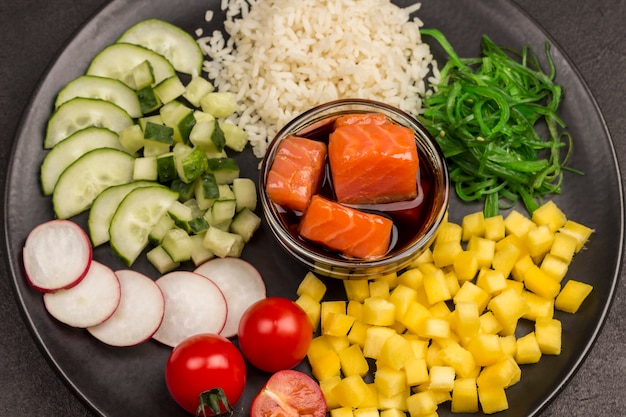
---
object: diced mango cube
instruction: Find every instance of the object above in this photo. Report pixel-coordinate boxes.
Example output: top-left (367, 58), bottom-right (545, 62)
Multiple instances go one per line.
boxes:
top-left (521, 291), bottom-right (554, 321)
top-left (540, 254), bottom-right (569, 282)
top-left (504, 209), bottom-right (536, 238)
top-left (295, 293), bottom-right (322, 331)
top-left (363, 326), bottom-right (396, 359)
top-left (549, 231), bottom-right (578, 264)
top-left (362, 297), bottom-right (396, 326)
top-left (478, 384), bottom-right (509, 414)
top-left (523, 264), bottom-right (561, 300)
top-left (515, 332), bottom-right (542, 364)
top-left (535, 317), bottom-right (562, 355)
top-left (462, 211), bottom-right (486, 241)
top-left (451, 378), bottom-right (479, 413)
top-left (453, 250), bottom-right (479, 281)
top-left (406, 390), bottom-right (438, 416)
top-left (525, 224), bottom-right (555, 259)
top-left (331, 375), bottom-right (371, 408)
top-left (560, 220), bottom-right (594, 252)
top-left (555, 280), bottom-right (593, 313)
top-left (379, 333), bottom-right (414, 370)
top-left (344, 280), bottom-right (370, 302)
top-left (375, 364), bottom-right (407, 397)
top-left (531, 200), bottom-right (567, 232)
top-left (297, 271), bottom-right (327, 302)
top-left (484, 215), bottom-right (506, 241)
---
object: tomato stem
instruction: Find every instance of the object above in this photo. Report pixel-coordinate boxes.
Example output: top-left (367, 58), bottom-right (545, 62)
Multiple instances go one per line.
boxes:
top-left (196, 388), bottom-right (234, 417)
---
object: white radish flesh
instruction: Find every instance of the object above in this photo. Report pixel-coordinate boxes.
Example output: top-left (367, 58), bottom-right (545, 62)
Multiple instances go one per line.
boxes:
top-left (194, 258), bottom-right (266, 338)
top-left (152, 271), bottom-right (227, 348)
top-left (23, 219), bottom-right (92, 292)
top-left (87, 270), bottom-right (165, 347)
top-left (43, 261), bottom-right (121, 328)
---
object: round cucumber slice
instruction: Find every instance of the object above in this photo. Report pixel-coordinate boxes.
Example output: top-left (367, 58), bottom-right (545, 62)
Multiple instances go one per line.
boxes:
top-left (41, 127), bottom-right (128, 196)
top-left (87, 42), bottom-right (176, 88)
top-left (44, 97), bottom-right (133, 149)
top-left (109, 186), bottom-right (179, 266)
top-left (52, 148), bottom-right (135, 219)
top-left (55, 75), bottom-right (143, 118)
top-left (117, 19), bottom-right (203, 76)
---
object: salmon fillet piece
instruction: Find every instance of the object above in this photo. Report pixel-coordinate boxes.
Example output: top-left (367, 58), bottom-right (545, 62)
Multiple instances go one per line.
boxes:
top-left (266, 135), bottom-right (327, 212)
top-left (329, 114), bottom-right (419, 205)
top-left (299, 195), bottom-right (393, 259)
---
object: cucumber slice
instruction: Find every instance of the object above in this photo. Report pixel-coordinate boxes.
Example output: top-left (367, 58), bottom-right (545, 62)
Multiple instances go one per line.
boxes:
top-left (117, 19), bottom-right (203, 76)
top-left (87, 43), bottom-right (176, 88)
top-left (200, 92), bottom-right (238, 118)
top-left (232, 177), bottom-right (257, 212)
top-left (184, 77), bottom-right (214, 107)
top-left (45, 97), bottom-right (134, 149)
top-left (118, 124), bottom-right (146, 153)
top-left (207, 157), bottom-right (240, 185)
top-left (154, 75), bottom-right (185, 105)
top-left (147, 245), bottom-right (180, 274)
top-left (174, 144), bottom-right (208, 184)
top-left (149, 213), bottom-right (176, 246)
top-left (88, 180), bottom-right (156, 247)
top-left (40, 127), bottom-right (127, 196)
top-left (52, 148), bottom-right (135, 219)
top-left (133, 156), bottom-right (158, 181)
top-left (231, 208), bottom-right (261, 243)
top-left (109, 186), bottom-right (179, 266)
top-left (161, 227), bottom-right (194, 262)
top-left (160, 101), bottom-right (196, 144)
top-left (132, 60), bottom-right (155, 90)
top-left (55, 75), bottom-right (142, 118)
top-left (137, 86), bottom-right (162, 114)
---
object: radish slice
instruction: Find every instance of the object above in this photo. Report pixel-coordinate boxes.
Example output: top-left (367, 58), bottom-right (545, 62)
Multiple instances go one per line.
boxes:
top-left (43, 261), bottom-right (121, 328)
top-left (87, 270), bottom-right (165, 347)
top-left (23, 219), bottom-right (92, 292)
top-left (152, 271), bottom-right (227, 348)
top-left (194, 258), bottom-right (266, 338)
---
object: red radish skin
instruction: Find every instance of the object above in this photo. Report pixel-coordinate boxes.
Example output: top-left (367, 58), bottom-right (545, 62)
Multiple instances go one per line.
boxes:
top-left (23, 219), bottom-right (92, 292)
top-left (87, 270), bottom-right (165, 347)
top-left (194, 258), bottom-right (266, 338)
top-left (43, 261), bottom-right (121, 328)
top-left (152, 271), bottom-right (228, 348)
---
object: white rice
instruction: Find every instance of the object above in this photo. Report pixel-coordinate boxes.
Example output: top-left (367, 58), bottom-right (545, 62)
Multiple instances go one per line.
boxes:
top-left (197, 0), bottom-right (437, 157)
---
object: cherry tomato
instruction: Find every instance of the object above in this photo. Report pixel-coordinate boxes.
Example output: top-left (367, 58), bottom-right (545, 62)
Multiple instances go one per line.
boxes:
top-left (165, 333), bottom-right (246, 415)
top-left (251, 370), bottom-right (326, 417)
top-left (238, 297), bottom-right (313, 372)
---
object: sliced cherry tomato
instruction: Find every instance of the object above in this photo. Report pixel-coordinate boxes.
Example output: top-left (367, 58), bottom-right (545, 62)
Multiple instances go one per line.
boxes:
top-left (165, 333), bottom-right (246, 416)
top-left (251, 370), bottom-right (327, 417)
top-left (238, 297), bottom-right (313, 372)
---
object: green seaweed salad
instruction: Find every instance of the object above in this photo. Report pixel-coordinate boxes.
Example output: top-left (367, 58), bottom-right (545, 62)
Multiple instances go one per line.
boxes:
top-left (418, 28), bottom-right (582, 218)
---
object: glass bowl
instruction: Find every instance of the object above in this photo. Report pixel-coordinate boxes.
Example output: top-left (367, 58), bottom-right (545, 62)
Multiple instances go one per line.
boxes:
top-left (259, 99), bottom-right (450, 279)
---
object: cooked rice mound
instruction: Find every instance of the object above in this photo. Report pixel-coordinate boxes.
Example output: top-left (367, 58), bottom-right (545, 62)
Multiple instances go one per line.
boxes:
top-left (198, 0), bottom-right (436, 157)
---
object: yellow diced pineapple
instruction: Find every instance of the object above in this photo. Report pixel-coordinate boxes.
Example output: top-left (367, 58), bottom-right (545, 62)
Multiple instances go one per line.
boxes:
top-left (344, 280), bottom-right (370, 302)
top-left (453, 250), bottom-right (479, 281)
top-left (361, 383), bottom-right (380, 408)
top-left (326, 335), bottom-right (351, 352)
top-left (531, 200), bottom-right (567, 232)
top-left (504, 209), bottom-right (536, 238)
top-left (400, 300), bottom-right (432, 335)
top-left (540, 254), bottom-right (569, 282)
top-left (369, 280), bottom-right (390, 299)
top-left (444, 270), bottom-right (461, 297)
top-left (488, 288), bottom-right (527, 330)
top-left (450, 301), bottom-right (480, 343)
top-left (428, 301), bottom-right (452, 320)
top-left (461, 211), bottom-right (486, 241)
top-left (484, 214), bottom-right (505, 241)
top-left (320, 376), bottom-right (342, 409)
top-left (429, 365), bottom-right (455, 391)
top-left (425, 343), bottom-right (444, 368)
top-left (439, 341), bottom-right (477, 378)
top-left (423, 269), bottom-right (452, 305)
top-left (559, 219), bottom-right (594, 252)
top-left (476, 355), bottom-right (521, 388)
top-left (362, 297), bottom-right (396, 326)
top-left (504, 279), bottom-right (525, 294)
top-left (331, 375), bottom-right (371, 408)
top-left (407, 337), bottom-right (429, 359)
top-left (379, 333), bottom-right (414, 370)
top-left (521, 291), bottom-right (554, 321)
top-left (375, 364), bottom-right (407, 397)
top-left (375, 272), bottom-right (399, 290)
top-left (525, 224), bottom-right (555, 260)
top-left (406, 390), bottom-right (438, 416)
top-left (555, 280), bottom-right (593, 313)
top-left (347, 300), bottom-right (364, 321)
top-left (417, 262), bottom-right (440, 275)
top-left (418, 317), bottom-right (450, 340)
top-left (397, 268), bottom-right (424, 290)
top-left (511, 254), bottom-right (534, 282)
top-left (347, 320), bottom-right (371, 348)
top-left (491, 239), bottom-right (521, 277)
top-left (363, 326), bottom-right (396, 359)
top-left (467, 235), bottom-right (496, 268)
top-left (297, 271), bottom-right (327, 302)
top-left (389, 284), bottom-right (418, 321)
top-left (404, 357), bottom-right (430, 386)
top-left (478, 384), bottom-right (509, 414)
top-left (323, 312), bottom-right (356, 337)
top-left (310, 348), bottom-right (341, 380)
top-left (476, 268), bottom-right (507, 295)
top-left (380, 409), bottom-right (407, 417)
top-left (435, 221), bottom-right (463, 244)
top-left (549, 231), bottom-right (578, 264)
top-left (515, 332), bottom-right (542, 364)
top-left (451, 378), bottom-right (479, 413)
top-left (322, 300), bottom-right (347, 327)
top-left (329, 406), bottom-right (354, 417)
top-left (523, 264), bottom-right (561, 300)
top-left (467, 333), bottom-right (505, 367)
top-left (535, 317), bottom-right (562, 355)
top-left (408, 247), bottom-right (434, 269)
top-left (353, 407), bottom-right (380, 417)
top-left (295, 293), bottom-right (322, 331)
top-left (338, 344), bottom-right (369, 377)
top-left (479, 311), bottom-right (503, 335)
top-left (454, 281), bottom-right (490, 313)
top-left (499, 335), bottom-right (517, 357)
top-left (308, 335), bottom-right (335, 360)
top-left (378, 388), bottom-right (409, 412)
top-left (432, 240), bottom-right (463, 268)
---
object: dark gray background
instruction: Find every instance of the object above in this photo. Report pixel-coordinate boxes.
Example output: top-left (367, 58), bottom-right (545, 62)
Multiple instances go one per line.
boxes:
top-left (1, 0), bottom-right (624, 416)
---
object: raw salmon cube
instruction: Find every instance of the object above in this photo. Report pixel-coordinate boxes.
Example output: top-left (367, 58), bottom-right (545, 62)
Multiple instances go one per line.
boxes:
top-left (266, 135), bottom-right (326, 212)
top-left (328, 114), bottom-right (418, 204)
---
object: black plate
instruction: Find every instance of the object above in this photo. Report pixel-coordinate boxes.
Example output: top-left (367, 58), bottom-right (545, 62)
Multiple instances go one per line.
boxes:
top-left (4, 0), bottom-right (623, 416)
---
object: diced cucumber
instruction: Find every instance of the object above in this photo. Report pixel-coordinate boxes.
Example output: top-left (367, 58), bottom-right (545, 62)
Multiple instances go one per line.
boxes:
top-left (190, 233), bottom-right (215, 266)
top-left (203, 226), bottom-right (245, 258)
top-left (190, 119), bottom-right (225, 153)
top-left (200, 92), bottom-right (238, 118)
top-left (139, 115), bottom-right (163, 130)
top-left (88, 180), bottom-right (155, 246)
top-left (208, 199), bottom-right (237, 225)
top-left (143, 140), bottom-right (171, 157)
top-left (148, 212), bottom-right (176, 245)
top-left (137, 86), bottom-right (162, 114)
top-left (170, 179), bottom-right (195, 201)
top-left (156, 152), bottom-right (177, 183)
top-left (160, 101), bottom-right (196, 144)
top-left (55, 75), bottom-right (142, 118)
top-left (218, 183), bottom-right (236, 200)
top-left (52, 148), bottom-right (135, 219)
top-left (232, 177), bottom-right (257, 212)
top-left (231, 208), bottom-right (261, 243)
top-left (154, 75), bottom-right (185, 105)
top-left (186, 216), bottom-right (209, 234)
top-left (117, 19), bottom-right (204, 76)
top-left (144, 121), bottom-right (173, 145)
top-left (40, 126), bottom-right (127, 195)
top-left (87, 42), bottom-right (176, 88)
top-left (118, 124), bottom-right (146, 153)
top-left (132, 60), bottom-right (155, 90)
top-left (195, 172), bottom-right (220, 210)
top-left (193, 110), bottom-right (215, 123)
top-left (161, 227), bottom-right (194, 262)
top-left (167, 200), bottom-right (193, 225)
top-left (133, 156), bottom-right (158, 181)
top-left (220, 122), bottom-right (248, 152)
top-left (174, 144), bottom-right (208, 183)
top-left (207, 157), bottom-right (240, 184)
top-left (184, 77), bottom-right (214, 107)
top-left (147, 245), bottom-right (180, 274)
top-left (109, 185), bottom-right (179, 266)
top-left (45, 97), bottom-right (133, 149)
